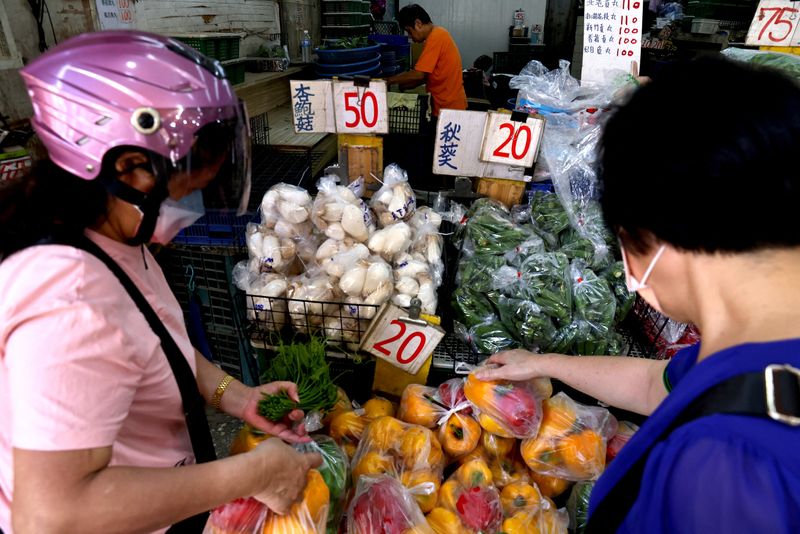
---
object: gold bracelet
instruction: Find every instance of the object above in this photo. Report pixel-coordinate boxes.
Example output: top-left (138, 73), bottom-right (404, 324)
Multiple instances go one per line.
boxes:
top-left (211, 374), bottom-right (235, 411)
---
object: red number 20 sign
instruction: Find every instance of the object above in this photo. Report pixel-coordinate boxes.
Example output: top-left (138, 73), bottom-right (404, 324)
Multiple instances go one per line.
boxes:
top-left (480, 112), bottom-right (546, 168)
top-left (360, 304), bottom-right (445, 374)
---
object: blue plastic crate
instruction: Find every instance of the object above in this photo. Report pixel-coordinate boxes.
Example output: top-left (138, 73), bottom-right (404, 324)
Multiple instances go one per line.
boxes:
top-left (172, 210), bottom-right (257, 247)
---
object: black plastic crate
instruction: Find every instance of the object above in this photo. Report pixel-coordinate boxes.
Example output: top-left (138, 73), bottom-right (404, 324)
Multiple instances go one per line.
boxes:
top-left (493, 50), bottom-right (545, 75)
top-left (172, 210), bottom-right (257, 247)
top-left (249, 112), bottom-right (270, 146)
top-left (388, 94), bottom-right (429, 134)
top-left (157, 245), bottom-right (259, 385)
top-left (248, 147), bottom-right (318, 212)
top-left (323, 0), bottom-right (370, 13)
top-left (372, 20), bottom-right (401, 35)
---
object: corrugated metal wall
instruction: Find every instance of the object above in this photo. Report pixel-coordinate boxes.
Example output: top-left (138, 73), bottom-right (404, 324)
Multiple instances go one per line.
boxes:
top-left (399, 0), bottom-right (547, 68)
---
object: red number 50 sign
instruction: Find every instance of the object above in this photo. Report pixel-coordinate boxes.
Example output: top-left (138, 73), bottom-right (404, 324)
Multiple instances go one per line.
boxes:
top-left (334, 81), bottom-right (389, 134)
top-left (480, 112), bottom-right (545, 168)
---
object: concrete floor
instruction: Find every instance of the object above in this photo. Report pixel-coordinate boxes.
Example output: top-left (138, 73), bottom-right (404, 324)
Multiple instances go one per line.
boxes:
top-left (206, 407), bottom-right (242, 459)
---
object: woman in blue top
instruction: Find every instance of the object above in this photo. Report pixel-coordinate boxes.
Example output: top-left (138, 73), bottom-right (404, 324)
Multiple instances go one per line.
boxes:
top-left (476, 57), bottom-right (800, 533)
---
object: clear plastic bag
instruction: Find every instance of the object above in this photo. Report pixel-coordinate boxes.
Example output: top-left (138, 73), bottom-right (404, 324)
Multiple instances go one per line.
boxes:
top-left (370, 164), bottom-right (417, 227)
top-left (347, 475), bottom-right (435, 534)
top-left (455, 318), bottom-right (518, 355)
top-left (452, 286), bottom-right (498, 330)
top-left (512, 253), bottom-right (573, 327)
top-left (367, 221), bottom-right (413, 261)
top-left (566, 480), bottom-right (595, 534)
top-left (495, 296), bottom-right (558, 353)
top-left (410, 222), bottom-right (445, 286)
top-left (462, 199), bottom-right (535, 256)
top-left (207, 497), bottom-right (268, 534)
top-left (245, 223), bottom-right (300, 274)
top-left (286, 269), bottom-right (340, 335)
top-left (570, 260), bottom-right (616, 331)
top-left (297, 436), bottom-right (350, 534)
top-left (601, 261), bottom-right (635, 325)
top-left (396, 380), bottom-right (481, 460)
top-left (207, 469), bottom-right (329, 534)
top-left (520, 392), bottom-right (614, 481)
top-left (311, 174), bottom-right (376, 243)
top-left (606, 420), bottom-right (639, 463)
top-left (260, 183), bottom-right (314, 228)
top-left (503, 235), bottom-right (546, 268)
top-left (433, 459), bottom-right (504, 533)
top-left (463, 371), bottom-right (551, 439)
top-left (351, 416), bottom-right (445, 513)
top-left (500, 496), bottom-right (569, 534)
top-left (456, 254), bottom-right (507, 292)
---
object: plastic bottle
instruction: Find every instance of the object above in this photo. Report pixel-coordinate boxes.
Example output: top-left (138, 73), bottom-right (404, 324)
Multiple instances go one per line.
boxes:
top-left (301, 30), bottom-right (312, 63)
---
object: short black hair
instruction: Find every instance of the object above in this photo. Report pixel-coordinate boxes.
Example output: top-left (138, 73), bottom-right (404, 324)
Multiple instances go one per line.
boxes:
top-left (601, 56), bottom-right (800, 254)
top-left (397, 4), bottom-right (431, 28)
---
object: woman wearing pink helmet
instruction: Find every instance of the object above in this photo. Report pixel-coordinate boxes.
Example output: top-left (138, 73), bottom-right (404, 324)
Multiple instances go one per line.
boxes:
top-left (0, 31), bottom-right (320, 533)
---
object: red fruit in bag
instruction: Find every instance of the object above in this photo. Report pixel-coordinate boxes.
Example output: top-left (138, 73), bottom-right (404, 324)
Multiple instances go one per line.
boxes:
top-left (455, 486), bottom-right (503, 532)
top-left (351, 478), bottom-right (410, 534)
top-left (209, 497), bottom-right (265, 532)
top-left (494, 384), bottom-right (539, 435)
top-left (438, 379), bottom-right (472, 414)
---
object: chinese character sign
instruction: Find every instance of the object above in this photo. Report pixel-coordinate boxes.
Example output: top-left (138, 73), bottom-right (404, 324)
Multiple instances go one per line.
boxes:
top-left (290, 81), bottom-right (336, 134)
top-left (581, 0), bottom-right (643, 84)
top-left (432, 110), bottom-right (527, 181)
top-left (95, 0), bottom-right (136, 30)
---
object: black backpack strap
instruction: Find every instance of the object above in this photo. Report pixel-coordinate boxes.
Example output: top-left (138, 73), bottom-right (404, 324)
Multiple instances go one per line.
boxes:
top-left (61, 235), bottom-right (216, 532)
top-left (586, 364), bottom-right (800, 533)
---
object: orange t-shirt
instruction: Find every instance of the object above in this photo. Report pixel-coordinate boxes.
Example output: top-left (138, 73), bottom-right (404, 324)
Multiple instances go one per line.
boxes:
top-left (414, 26), bottom-right (467, 117)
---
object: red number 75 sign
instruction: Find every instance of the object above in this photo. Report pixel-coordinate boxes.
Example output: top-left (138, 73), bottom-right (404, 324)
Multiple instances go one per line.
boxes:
top-left (360, 303), bottom-right (445, 374)
top-left (746, 0), bottom-right (800, 47)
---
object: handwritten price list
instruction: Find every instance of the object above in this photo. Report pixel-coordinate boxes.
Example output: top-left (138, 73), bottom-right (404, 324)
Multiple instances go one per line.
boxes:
top-left (746, 0), bottom-right (800, 47)
top-left (581, 0), bottom-right (643, 84)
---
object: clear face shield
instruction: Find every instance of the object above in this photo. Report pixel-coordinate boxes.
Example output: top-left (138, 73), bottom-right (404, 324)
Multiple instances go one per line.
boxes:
top-left (136, 102), bottom-right (252, 244)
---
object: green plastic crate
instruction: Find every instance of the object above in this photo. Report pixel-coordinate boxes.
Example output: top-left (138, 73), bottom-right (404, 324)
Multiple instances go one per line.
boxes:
top-left (323, 13), bottom-right (371, 26)
top-left (685, 1), bottom-right (755, 21)
top-left (221, 59), bottom-right (246, 85)
top-left (174, 34), bottom-right (242, 61)
top-left (323, 0), bottom-right (370, 13)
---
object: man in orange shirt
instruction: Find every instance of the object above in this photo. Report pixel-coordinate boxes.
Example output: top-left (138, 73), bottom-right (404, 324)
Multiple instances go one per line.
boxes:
top-left (387, 4), bottom-right (467, 117)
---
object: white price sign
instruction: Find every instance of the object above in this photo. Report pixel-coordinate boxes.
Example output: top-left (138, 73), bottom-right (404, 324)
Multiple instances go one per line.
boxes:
top-left (479, 111), bottom-right (545, 168)
top-left (290, 80), bottom-right (336, 134)
top-left (432, 109), bottom-right (527, 180)
top-left (746, 0), bottom-right (800, 47)
top-left (360, 303), bottom-right (445, 375)
top-left (580, 0), bottom-right (644, 84)
top-left (333, 81), bottom-right (389, 134)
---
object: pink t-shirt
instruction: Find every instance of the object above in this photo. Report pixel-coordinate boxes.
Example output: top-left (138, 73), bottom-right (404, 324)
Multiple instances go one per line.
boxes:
top-left (0, 230), bottom-right (196, 533)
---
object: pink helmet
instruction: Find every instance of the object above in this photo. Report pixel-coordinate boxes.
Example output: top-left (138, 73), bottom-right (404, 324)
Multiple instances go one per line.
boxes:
top-left (20, 30), bottom-right (250, 212)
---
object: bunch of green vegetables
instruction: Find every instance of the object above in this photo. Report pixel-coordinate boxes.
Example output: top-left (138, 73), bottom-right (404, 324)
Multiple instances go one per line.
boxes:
top-left (463, 199), bottom-right (534, 255)
top-left (322, 37), bottom-right (370, 50)
top-left (257, 337), bottom-right (339, 421)
top-left (517, 253), bottom-right (573, 326)
top-left (496, 296), bottom-right (557, 351)
top-left (456, 319), bottom-right (518, 355)
top-left (531, 190), bottom-right (570, 245)
top-left (602, 261), bottom-right (635, 324)
top-left (571, 260), bottom-right (616, 328)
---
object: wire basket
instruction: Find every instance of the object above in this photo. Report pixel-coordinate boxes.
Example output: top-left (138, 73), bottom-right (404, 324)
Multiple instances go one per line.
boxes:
top-left (249, 112), bottom-right (270, 146)
top-left (245, 294), bottom-right (379, 351)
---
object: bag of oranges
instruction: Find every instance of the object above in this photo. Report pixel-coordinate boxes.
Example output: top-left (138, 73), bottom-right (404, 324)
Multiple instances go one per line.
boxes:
top-left (351, 416), bottom-right (445, 514)
top-left (463, 371), bottom-right (551, 439)
top-left (520, 392), bottom-right (615, 481)
top-left (398, 380), bottom-right (483, 460)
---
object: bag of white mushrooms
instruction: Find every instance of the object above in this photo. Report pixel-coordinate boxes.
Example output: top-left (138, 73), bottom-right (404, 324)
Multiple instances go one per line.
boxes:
top-left (233, 165), bottom-right (446, 340)
top-left (370, 163), bottom-right (416, 227)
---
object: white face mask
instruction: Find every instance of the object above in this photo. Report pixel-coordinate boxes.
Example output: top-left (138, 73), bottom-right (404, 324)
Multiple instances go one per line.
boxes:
top-left (151, 189), bottom-right (205, 244)
top-left (621, 242), bottom-right (667, 313)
